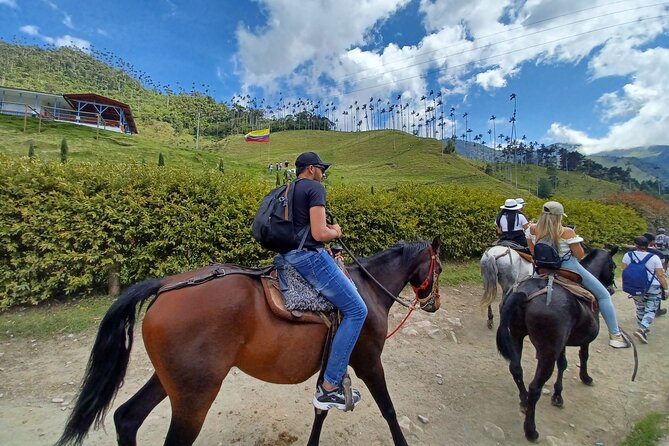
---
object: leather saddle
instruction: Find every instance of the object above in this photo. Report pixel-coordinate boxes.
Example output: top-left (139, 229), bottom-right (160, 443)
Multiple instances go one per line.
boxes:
top-left (156, 264), bottom-right (331, 325)
top-left (493, 242), bottom-right (583, 284)
top-left (260, 270), bottom-right (330, 325)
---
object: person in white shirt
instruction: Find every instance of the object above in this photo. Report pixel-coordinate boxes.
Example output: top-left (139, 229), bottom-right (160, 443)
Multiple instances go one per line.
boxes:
top-left (495, 199), bottom-right (529, 247)
top-left (622, 236), bottom-right (668, 344)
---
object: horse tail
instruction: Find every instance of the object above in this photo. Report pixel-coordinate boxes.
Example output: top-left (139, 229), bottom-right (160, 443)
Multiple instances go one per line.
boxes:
top-left (495, 290), bottom-right (526, 362)
top-left (56, 278), bottom-right (162, 446)
top-left (480, 250), bottom-right (499, 309)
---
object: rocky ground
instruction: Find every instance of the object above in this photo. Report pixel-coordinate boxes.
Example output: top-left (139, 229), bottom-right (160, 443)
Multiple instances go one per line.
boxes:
top-left (0, 283), bottom-right (667, 446)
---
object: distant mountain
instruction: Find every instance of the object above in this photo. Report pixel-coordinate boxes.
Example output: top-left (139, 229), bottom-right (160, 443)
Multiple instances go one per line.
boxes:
top-left (450, 137), bottom-right (666, 184)
top-left (590, 145), bottom-right (669, 183)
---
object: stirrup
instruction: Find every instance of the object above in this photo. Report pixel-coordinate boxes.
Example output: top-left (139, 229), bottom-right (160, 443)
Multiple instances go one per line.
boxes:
top-left (341, 373), bottom-right (355, 412)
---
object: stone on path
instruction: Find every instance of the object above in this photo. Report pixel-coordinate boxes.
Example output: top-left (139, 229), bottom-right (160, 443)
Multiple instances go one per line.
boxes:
top-left (483, 421), bottom-right (505, 441)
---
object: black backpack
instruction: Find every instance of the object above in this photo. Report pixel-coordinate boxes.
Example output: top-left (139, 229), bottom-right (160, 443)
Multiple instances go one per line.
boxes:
top-left (252, 179), bottom-right (309, 253)
top-left (533, 235), bottom-right (568, 269)
top-left (622, 252), bottom-right (656, 296)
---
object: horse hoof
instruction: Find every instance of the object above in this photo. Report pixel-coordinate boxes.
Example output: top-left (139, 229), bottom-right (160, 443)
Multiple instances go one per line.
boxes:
top-left (551, 396), bottom-right (564, 408)
top-left (487, 320), bottom-right (493, 330)
top-left (525, 430), bottom-right (539, 442)
top-left (581, 376), bottom-right (594, 386)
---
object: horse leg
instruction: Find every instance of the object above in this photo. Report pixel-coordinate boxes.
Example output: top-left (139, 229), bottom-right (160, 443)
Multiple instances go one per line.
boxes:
top-left (524, 353), bottom-right (557, 442)
top-left (578, 344), bottom-right (594, 385)
top-left (114, 373), bottom-right (167, 446)
top-left (551, 349), bottom-right (567, 408)
top-left (487, 305), bottom-right (494, 329)
top-left (508, 334), bottom-right (528, 412)
top-left (356, 360), bottom-right (408, 446)
top-left (306, 408), bottom-right (329, 446)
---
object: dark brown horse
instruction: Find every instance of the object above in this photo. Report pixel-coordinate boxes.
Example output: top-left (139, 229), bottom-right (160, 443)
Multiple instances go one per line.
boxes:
top-left (495, 247), bottom-right (618, 442)
top-left (56, 237), bottom-right (442, 446)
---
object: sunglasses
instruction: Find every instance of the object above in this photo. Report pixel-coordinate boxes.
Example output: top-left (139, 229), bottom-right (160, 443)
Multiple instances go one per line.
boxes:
top-left (312, 165), bottom-right (327, 173)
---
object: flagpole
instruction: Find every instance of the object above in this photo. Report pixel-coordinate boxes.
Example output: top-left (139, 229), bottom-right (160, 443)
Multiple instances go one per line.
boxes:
top-left (268, 122), bottom-right (271, 166)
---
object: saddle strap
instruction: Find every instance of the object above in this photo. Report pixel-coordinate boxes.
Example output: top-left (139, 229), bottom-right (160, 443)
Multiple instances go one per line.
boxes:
top-left (156, 266), bottom-right (228, 296)
top-left (526, 274), bottom-right (596, 310)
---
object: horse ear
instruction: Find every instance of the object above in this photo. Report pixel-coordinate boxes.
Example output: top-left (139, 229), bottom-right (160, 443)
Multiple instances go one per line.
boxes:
top-left (431, 236), bottom-right (441, 252)
top-left (609, 246), bottom-right (619, 256)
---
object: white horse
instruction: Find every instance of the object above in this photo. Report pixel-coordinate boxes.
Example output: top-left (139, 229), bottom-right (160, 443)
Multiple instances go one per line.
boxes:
top-left (480, 245), bottom-right (533, 329)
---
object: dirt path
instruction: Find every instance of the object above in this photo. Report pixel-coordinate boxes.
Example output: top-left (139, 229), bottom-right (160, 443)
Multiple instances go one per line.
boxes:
top-left (0, 284), bottom-right (667, 446)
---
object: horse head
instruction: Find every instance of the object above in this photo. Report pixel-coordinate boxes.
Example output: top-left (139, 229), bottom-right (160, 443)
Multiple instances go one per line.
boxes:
top-left (409, 236), bottom-right (442, 312)
top-left (581, 246), bottom-right (619, 295)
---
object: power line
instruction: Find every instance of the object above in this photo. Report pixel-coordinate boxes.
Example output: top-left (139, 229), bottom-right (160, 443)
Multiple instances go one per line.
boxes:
top-left (336, 1), bottom-right (669, 82)
top-left (342, 13), bottom-right (669, 96)
top-left (335, 3), bottom-right (665, 88)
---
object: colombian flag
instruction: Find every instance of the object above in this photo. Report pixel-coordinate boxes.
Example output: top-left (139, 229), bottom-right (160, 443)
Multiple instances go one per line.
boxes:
top-left (244, 128), bottom-right (270, 143)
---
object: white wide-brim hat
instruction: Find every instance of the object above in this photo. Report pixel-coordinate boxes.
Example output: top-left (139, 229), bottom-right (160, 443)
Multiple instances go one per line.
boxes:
top-left (515, 198), bottom-right (526, 206)
top-left (500, 198), bottom-right (522, 210)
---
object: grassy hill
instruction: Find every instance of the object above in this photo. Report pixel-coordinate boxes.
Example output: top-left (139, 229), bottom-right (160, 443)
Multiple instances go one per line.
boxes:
top-left (0, 40), bottom-right (627, 200)
top-left (1, 112), bottom-right (628, 202)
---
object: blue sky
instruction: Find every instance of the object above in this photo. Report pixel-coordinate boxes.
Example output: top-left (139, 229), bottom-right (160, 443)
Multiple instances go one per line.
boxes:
top-left (1, 0), bottom-right (669, 153)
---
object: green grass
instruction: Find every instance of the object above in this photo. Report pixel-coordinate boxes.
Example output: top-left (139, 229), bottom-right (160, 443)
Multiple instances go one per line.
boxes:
top-left (488, 163), bottom-right (621, 201)
top-left (2, 113), bottom-right (618, 197)
top-left (619, 412), bottom-right (669, 446)
top-left (0, 295), bottom-right (114, 339)
top-left (441, 259), bottom-right (482, 286)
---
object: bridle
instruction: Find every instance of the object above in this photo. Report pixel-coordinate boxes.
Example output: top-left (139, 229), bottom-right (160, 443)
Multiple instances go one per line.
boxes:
top-left (338, 239), bottom-right (440, 309)
top-left (410, 245), bottom-right (441, 310)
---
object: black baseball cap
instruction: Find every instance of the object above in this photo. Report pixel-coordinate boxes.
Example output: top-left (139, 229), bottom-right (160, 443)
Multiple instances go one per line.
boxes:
top-left (295, 152), bottom-right (331, 170)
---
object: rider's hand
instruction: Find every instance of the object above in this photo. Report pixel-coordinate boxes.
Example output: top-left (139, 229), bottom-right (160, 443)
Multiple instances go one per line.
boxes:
top-left (328, 224), bottom-right (342, 238)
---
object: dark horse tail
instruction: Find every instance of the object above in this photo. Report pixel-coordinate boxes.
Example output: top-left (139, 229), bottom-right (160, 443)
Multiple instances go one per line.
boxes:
top-left (495, 290), bottom-right (526, 363)
top-left (56, 278), bottom-right (162, 446)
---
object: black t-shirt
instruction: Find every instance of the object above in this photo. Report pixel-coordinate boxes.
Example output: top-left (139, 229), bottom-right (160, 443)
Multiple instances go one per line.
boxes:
top-left (292, 178), bottom-right (327, 249)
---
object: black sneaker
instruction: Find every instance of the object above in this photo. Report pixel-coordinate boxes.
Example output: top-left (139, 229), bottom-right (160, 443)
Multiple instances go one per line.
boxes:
top-left (313, 383), bottom-right (361, 410)
top-left (656, 308), bottom-right (667, 316)
top-left (633, 328), bottom-right (648, 344)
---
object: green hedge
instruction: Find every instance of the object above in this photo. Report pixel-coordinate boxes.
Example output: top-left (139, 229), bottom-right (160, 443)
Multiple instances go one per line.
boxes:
top-left (0, 155), bottom-right (647, 308)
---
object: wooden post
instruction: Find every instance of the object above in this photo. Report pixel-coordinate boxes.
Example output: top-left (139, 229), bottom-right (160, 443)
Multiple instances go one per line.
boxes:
top-left (107, 262), bottom-right (120, 297)
top-left (23, 105), bottom-right (27, 133)
top-left (38, 113), bottom-right (42, 133)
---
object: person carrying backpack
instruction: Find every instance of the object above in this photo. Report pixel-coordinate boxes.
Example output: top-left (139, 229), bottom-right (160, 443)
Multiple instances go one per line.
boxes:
top-left (655, 228), bottom-right (668, 271)
top-left (622, 236), bottom-right (667, 343)
top-left (276, 151), bottom-right (367, 411)
top-left (495, 199), bottom-right (529, 247)
top-left (527, 201), bottom-right (630, 348)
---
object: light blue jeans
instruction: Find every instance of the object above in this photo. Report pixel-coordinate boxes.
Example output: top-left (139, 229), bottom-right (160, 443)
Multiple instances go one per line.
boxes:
top-left (281, 248), bottom-right (368, 386)
top-left (562, 256), bottom-right (622, 336)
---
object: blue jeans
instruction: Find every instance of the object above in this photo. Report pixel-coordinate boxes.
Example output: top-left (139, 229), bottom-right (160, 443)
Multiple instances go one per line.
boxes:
top-left (281, 248), bottom-right (368, 386)
top-left (562, 256), bottom-right (621, 336)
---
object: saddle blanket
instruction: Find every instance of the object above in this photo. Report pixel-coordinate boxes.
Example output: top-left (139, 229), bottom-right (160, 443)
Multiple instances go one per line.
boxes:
top-left (274, 256), bottom-right (336, 312)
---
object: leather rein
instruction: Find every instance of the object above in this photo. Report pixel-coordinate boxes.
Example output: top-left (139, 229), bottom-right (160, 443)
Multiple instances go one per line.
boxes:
top-left (339, 238), bottom-right (439, 310)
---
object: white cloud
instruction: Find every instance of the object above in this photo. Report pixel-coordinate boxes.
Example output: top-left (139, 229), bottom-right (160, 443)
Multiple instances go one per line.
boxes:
top-left (0, 0), bottom-right (18, 8)
top-left (19, 25), bottom-right (90, 52)
top-left (20, 25), bottom-right (40, 36)
top-left (42, 0), bottom-right (58, 10)
top-left (548, 45), bottom-right (669, 153)
top-left (62, 13), bottom-right (74, 29)
top-left (97, 28), bottom-right (109, 37)
top-left (234, 0), bottom-right (669, 147)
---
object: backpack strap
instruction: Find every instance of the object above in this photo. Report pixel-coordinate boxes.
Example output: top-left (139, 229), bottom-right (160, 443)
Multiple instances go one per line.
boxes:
top-left (632, 252), bottom-right (657, 289)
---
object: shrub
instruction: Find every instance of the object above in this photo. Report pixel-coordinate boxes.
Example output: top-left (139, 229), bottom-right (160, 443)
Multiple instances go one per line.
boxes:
top-left (0, 155), bottom-right (650, 308)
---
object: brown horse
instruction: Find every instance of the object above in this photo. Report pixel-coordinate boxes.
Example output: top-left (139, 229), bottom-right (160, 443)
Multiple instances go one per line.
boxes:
top-left (56, 237), bottom-right (442, 446)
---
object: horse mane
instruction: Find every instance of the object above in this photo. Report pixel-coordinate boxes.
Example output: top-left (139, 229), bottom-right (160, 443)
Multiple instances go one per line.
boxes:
top-left (357, 239), bottom-right (429, 267)
top-left (579, 247), bottom-right (604, 269)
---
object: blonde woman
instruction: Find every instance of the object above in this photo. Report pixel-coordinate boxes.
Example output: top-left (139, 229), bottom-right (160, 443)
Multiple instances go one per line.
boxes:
top-left (527, 201), bottom-right (629, 348)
